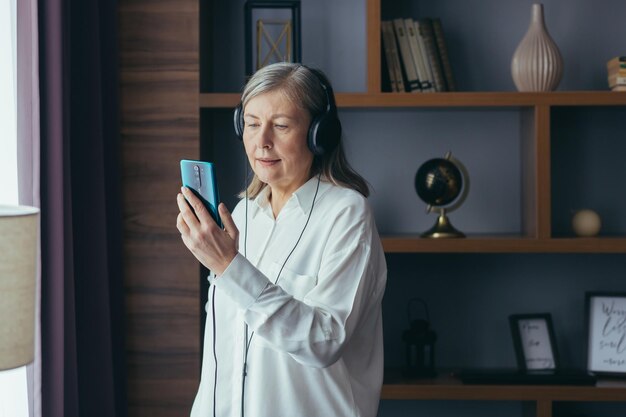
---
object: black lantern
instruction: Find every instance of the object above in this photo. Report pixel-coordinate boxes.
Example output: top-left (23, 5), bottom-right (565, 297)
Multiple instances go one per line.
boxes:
top-left (402, 298), bottom-right (437, 378)
top-left (244, 1), bottom-right (301, 76)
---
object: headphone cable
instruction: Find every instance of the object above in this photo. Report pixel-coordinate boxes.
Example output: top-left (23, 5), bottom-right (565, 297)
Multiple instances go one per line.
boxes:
top-left (240, 172), bottom-right (322, 417)
top-left (213, 156), bottom-right (250, 417)
top-left (211, 285), bottom-right (217, 417)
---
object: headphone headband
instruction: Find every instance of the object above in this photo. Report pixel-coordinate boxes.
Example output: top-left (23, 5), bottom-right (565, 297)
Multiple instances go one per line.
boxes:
top-left (233, 65), bottom-right (341, 156)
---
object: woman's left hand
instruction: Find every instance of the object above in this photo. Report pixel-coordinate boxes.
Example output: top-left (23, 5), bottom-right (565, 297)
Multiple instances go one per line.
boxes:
top-left (176, 187), bottom-right (239, 276)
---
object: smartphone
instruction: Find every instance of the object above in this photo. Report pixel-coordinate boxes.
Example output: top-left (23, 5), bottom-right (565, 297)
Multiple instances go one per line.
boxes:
top-left (180, 159), bottom-right (222, 227)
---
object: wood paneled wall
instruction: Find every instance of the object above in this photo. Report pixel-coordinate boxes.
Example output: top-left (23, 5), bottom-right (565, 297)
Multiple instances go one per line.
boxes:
top-left (119, 1), bottom-right (200, 415)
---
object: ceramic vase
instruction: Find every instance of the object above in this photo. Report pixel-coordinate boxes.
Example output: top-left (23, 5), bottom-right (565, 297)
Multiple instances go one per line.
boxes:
top-left (511, 4), bottom-right (563, 92)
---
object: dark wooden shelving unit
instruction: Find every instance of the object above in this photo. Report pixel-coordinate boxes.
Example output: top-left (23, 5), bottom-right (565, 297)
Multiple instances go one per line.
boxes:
top-left (199, 0), bottom-right (626, 416)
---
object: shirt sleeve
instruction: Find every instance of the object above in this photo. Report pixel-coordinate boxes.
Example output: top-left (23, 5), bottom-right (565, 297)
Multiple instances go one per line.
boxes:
top-left (214, 203), bottom-right (385, 369)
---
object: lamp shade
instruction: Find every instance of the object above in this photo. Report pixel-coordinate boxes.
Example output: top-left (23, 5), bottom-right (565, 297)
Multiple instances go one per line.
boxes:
top-left (0, 205), bottom-right (39, 370)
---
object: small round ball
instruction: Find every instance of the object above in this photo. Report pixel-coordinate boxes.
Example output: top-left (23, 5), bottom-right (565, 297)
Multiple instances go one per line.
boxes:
top-left (572, 209), bottom-right (601, 237)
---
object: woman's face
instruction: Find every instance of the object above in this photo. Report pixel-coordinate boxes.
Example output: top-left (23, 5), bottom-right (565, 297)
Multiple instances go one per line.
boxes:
top-left (242, 90), bottom-right (314, 195)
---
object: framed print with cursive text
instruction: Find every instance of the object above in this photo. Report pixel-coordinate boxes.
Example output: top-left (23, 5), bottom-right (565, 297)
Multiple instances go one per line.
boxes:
top-left (509, 313), bottom-right (560, 370)
top-left (586, 292), bottom-right (626, 375)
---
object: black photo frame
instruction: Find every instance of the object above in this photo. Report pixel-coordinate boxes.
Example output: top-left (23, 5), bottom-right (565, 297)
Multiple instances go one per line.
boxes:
top-left (509, 313), bottom-right (560, 371)
top-left (586, 292), bottom-right (626, 376)
top-left (244, 1), bottom-right (301, 76)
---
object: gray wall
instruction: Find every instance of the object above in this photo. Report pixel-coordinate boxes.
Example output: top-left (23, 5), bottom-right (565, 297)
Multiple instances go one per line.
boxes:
top-left (210, 0), bottom-right (626, 93)
top-left (208, 0), bottom-right (366, 92)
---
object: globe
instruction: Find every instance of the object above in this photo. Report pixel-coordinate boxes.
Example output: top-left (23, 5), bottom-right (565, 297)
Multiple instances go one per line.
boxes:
top-left (415, 158), bottom-right (463, 207)
top-left (414, 153), bottom-right (470, 238)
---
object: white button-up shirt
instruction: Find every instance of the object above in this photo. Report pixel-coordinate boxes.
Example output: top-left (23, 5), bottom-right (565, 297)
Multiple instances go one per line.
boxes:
top-left (191, 177), bottom-right (387, 417)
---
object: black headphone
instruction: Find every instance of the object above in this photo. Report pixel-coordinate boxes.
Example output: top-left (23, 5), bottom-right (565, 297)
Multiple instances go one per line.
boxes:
top-left (233, 65), bottom-right (341, 156)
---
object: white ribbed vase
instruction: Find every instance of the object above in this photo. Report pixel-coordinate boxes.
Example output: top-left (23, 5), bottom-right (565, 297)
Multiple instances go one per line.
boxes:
top-left (511, 4), bottom-right (563, 92)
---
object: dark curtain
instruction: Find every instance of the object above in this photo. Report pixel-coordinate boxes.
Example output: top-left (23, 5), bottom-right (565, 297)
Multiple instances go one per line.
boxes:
top-left (38, 0), bottom-right (127, 416)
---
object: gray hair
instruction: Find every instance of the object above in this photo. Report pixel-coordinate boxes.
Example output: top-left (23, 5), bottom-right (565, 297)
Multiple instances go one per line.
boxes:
top-left (240, 62), bottom-right (369, 198)
top-left (241, 63), bottom-right (325, 118)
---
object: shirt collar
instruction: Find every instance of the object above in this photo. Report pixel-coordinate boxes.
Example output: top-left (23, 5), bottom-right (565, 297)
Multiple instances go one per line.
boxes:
top-left (252, 176), bottom-right (330, 218)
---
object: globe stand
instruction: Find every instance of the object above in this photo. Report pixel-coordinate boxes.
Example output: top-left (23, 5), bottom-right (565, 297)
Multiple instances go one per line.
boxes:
top-left (415, 151), bottom-right (471, 239)
top-left (421, 208), bottom-right (465, 239)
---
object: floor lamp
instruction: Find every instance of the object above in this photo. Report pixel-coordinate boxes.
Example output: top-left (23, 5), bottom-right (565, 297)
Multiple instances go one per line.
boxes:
top-left (0, 205), bottom-right (39, 371)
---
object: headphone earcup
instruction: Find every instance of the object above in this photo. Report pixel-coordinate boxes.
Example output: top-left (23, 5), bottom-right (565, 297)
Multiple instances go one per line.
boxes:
top-left (233, 103), bottom-right (244, 140)
top-left (308, 113), bottom-right (341, 156)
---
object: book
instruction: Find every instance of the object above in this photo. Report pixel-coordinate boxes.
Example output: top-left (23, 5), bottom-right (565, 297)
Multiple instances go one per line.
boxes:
top-left (393, 18), bottom-right (422, 92)
top-left (414, 20), bottom-right (436, 94)
top-left (380, 21), bottom-right (398, 93)
top-left (607, 56), bottom-right (626, 75)
top-left (380, 33), bottom-right (395, 92)
top-left (608, 74), bottom-right (626, 88)
top-left (405, 18), bottom-right (434, 92)
top-left (607, 66), bottom-right (626, 78)
top-left (390, 37), bottom-right (407, 92)
top-left (381, 20), bottom-right (402, 92)
top-left (432, 18), bottom-right (456, 92)
top-left (608, 67), bottom-right (626, 76)
top-left (418, 18), bottom-right (447, 92)
top-left (607, 62), bottom-right (626, 72)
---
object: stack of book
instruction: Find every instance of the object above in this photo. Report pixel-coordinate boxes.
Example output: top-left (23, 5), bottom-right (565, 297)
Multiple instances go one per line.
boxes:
top-left (607, 56), bottom-right (626, 91)
top-left (381, 17), bottom-right (456, 93)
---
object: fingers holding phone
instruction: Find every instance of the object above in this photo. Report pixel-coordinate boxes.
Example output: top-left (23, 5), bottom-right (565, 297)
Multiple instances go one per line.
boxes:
top-left (218, 202), bottom-right (239, 248)
top-left (178, 186), bottom-right (210, 227)
top-left (177, 160), bottom-right (238, 275)
top-left (177, 187), bottom-right (238, 275)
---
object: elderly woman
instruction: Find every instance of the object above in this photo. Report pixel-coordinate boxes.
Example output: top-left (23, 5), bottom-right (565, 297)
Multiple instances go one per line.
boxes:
top-left (177, 62), bottom-right (387, 417)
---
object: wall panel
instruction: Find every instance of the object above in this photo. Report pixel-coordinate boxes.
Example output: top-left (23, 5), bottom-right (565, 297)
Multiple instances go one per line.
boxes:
top-left (119, 1), bottom-right (200, 415)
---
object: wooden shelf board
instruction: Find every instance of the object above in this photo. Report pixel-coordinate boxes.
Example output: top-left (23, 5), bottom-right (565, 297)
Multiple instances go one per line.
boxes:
top-left (337, 91), bottom-right (626, 108)
top-left (381, 383), bottom-right (626, 402)
top-left (382, 372), bottom-right (626, 401)
top-left (199, 93), bottom-right (240, 108)
top-left (382, 236), bottom-right (626, 253)
top-left (199, 91), bottom-right (626, 109)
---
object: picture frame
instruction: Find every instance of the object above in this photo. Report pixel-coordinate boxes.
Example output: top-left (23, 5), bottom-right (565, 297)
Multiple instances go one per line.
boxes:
top-left (509, 313), bottom-right (560, 370)
top-left (244, 1), bottom-right (301, 76)
top-left (586, 292), bottom-right (626, 376)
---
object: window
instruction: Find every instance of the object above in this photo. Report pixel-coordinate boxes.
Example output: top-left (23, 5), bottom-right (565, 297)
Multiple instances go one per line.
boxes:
top-left (0, 0), bottom-right (18, 205)
top-left (0, 0), bottom-right (29, 416)
top-left (0, 368), bottom-right (28, 417)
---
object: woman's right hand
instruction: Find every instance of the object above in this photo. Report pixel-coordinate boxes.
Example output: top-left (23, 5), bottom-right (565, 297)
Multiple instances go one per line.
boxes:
top-left (176, 187), bottom-right (239, 276)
